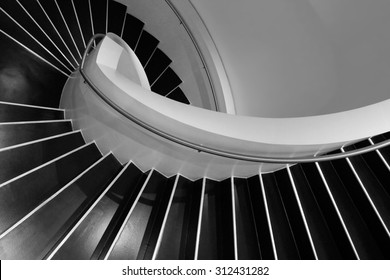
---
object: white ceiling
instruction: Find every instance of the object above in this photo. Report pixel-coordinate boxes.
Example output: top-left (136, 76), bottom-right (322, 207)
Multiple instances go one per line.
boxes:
top-left (190, 0), bottom-right (390, 117)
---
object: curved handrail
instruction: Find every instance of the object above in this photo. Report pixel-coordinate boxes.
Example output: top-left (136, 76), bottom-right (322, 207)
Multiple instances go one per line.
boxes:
top-left (79, 34), bottom-right (390, 164)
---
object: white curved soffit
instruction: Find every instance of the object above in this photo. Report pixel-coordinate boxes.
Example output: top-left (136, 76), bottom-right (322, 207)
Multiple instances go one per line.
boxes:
top-left (62, 35), bottom-right (390, 179)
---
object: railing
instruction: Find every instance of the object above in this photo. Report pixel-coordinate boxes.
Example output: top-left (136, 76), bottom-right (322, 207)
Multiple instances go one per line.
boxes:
top-left (79, 34), bottom-right (390, 164)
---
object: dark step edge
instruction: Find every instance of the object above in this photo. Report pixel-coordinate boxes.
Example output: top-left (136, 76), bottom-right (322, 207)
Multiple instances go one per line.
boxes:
top-left (0, 100), bottom-right (64, 112)
top-left (96, 169), bottom-right (155, 260)
top-left (45, 156), bottom-right (128, 259)
top-left (0, 142), bottom-right (102, 240)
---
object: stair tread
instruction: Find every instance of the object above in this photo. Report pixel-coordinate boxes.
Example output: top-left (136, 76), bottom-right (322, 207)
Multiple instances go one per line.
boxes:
top-left (135, 30), bottom-right (159, 67)
top-left (51, 163), bottom-right (145, 260)
top-left (0, 143), bottom-right (102, 238)
top-left (290, 164), bottom-right (343, 259)
top-left (166, 87), bottom-right (190, 105)
top-left (56, 0), bottom-right (85, 56)
top-left (17, 0), bottom-right (79, 69)
top-left (198, 178), bottom-right (235, 260)
top-left (320, 160), bottom-right (385, 259)
top-left (144, 48), bottom-right (172, 84)
top-left (90, 0), bottom-right (107, 35)
top-left (0, 121), bottom-right (72, 149)
top-left (107, 0), bottom-right (127, 36)
top-left (0, 31), bottom-right (67, 107)
top-left (0, 0), bottom-right (74, 72)
top-left (151, 67), bottom-right (182, 96)
top-left (156, 176), bottom-right (202, 260)
top-left (0, 131), bottom-right (84, 185)
top-left (0, 153), bottom-right (121, 259)
top-left (72, 0), bottom-right (93, 47)
top-left (108, 170), bottom-right (174, 260)
top-left (0, 102), bottom-right (64, 122)
top-left (38, 0), bottom-right (81, 64)
top-left (121, 13), bottom-right (144, 50)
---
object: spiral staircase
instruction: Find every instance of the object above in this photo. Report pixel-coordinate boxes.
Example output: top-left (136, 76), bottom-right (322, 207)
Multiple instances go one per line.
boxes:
top-left (1, 0), bottom-right (390, 260)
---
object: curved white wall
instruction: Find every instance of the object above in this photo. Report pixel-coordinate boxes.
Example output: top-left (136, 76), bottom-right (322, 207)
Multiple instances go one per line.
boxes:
top-left (190, 0), bottom-right (390, 118)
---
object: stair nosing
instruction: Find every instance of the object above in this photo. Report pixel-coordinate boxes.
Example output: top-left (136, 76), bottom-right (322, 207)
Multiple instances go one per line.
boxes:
top-left (259, 173), bottom-right (279, 260)
top-left (194, 177), bottom-right (206, 260)
top-left (0, 100), bottom-right (64, 112)
top-left (0, 152), bottom-right (111, 241)
top-left (0, 119), bottom-right (70, 126)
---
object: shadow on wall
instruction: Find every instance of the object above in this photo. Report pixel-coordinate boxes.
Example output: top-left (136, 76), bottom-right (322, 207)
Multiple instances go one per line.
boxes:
top-left (0, 33), bottom-right (66, 107)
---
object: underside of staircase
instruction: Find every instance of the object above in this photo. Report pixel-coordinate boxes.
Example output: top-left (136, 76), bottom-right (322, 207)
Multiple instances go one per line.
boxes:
top-left (0, 0), bottom-right (390, 260)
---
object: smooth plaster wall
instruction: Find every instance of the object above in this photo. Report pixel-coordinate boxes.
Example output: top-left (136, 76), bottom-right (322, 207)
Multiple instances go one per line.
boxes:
top-left (190, 0), bottom-right (390, 118)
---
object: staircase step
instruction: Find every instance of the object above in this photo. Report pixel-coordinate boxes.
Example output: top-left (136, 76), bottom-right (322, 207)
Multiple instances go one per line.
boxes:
top-left (0, 153), bottom-right (122, 259)
top-left (0, 131), bottom-right (84, 185)
top-left (341, 146), bottom-right (390, 252)
top-left (72, 0), bottom-right (93, 47)
top-left (234, 176), bottom-right (275, 260)
top-left (198, 178), bottom-right (235, 260)
top-left (135, 30), bottom-right (159, 67)
top-left (107, 0), bottom-right (127, 36)
top-left (0, 120), bottom-right (72, 149)
top-left (50, 162), bottom-right (146, 260)
top-left (0, 0), bottom-right (73, 73)
top-left (166, 87), bottom-right (190, 105)
top-left (144, 48), bottom-right (172, 85)
top-left (107, 170), bottom-right (175, 260)
top-left (38, 0), bottom-right (81, 64)
top-left (355, 139), bottom-right (390, 198)
top-left (319, 160), bottom-right (385, 259)
top-left (0, 102), bottom-right (64, 122)
top-left (0, 31), bottom-right (67, 107)
top-left (56, 0), bottom-right (85, 56)
top-left (151, 67), bottom-right (182, 96)
top-left (262, 172), bottom-right (301, 259)
top-left (300, 163), bottom-right (358, 259)
top-left (289, 164), bottom-right (344, 259)
top-left (155, 177), bottom-right (202, 260)
top-left (121, 13), bottom-right (144, 50)
top-left (90, 0), bottom-right (107, 35)
top-left (0, 143), bottom-right (101, 238)
top-left (17, 0), bottom-right (78, 68)
top-left (0, 8), bottom-right (70, 75)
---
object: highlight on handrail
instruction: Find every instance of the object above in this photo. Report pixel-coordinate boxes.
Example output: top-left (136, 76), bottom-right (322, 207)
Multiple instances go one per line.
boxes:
top-left (79, 34), bottom-right (390, 164)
